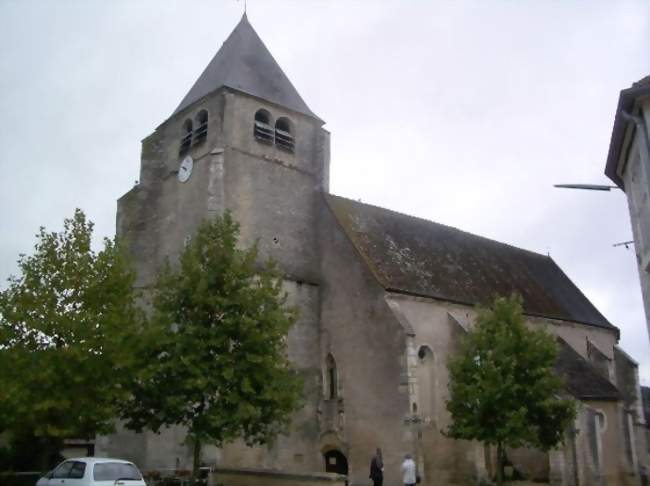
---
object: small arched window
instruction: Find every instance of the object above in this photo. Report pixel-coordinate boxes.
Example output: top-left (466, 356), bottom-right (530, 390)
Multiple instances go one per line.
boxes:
top-left (179, 119), bottom-right (193, 156)
top-left (275, 117), bottom-right (294, 152)
top-left (254, 109), bottom-right (273, 143)
top-left (193, 110), bottom-right (208, 146)
top-left (325, 354), bottom-right (338, 399)
top-left (418, 345), bottom-right (433, 362)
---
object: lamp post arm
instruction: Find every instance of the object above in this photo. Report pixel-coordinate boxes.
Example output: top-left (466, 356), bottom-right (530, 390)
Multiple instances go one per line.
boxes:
top-left (553, 184), bottom-right (619, 191)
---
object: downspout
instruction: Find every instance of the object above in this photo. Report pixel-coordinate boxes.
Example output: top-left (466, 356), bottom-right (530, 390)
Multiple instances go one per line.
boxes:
top-left (621, 109), bottom-right (650, 164)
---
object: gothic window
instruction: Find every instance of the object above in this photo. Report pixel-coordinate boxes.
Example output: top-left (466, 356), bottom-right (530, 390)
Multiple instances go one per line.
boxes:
top-left (623, 410), bottom-right (635, 467)
top-left (193, 110), bottom-right (208, 146)
top-left (416, 345), bottom-right (435, 420)
top-left (179, 119), bottom-right (193, 156)
top-left (254, 109), bottom-right (273, 143)
top-left (325, 353), bottom-right (338, 399)
top-left (275, 117), bottom-right (295, 152)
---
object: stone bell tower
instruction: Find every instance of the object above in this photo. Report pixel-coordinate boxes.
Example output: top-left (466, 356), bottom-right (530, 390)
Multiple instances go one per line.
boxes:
top-left (100, 14), bottom-right (329, 471)
top-left (117, 13), bottom-right (329, 286)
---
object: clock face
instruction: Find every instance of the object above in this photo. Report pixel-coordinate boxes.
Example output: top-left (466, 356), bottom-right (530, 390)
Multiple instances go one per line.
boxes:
top-left (178, 156), bottom-right (193, 183)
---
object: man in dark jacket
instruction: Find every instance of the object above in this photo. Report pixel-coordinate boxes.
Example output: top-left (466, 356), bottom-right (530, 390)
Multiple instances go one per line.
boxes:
top-left (369, 448), bottom-right (384, 486)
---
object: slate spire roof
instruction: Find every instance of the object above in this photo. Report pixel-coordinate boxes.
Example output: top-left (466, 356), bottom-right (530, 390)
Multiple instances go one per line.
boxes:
top-left (173, 13), bottom-right (318, 120)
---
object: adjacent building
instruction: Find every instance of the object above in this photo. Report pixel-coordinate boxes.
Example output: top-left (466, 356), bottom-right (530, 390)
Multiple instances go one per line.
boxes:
top-left (96, 15), bottom-right (649, 486)
top-left (605, 75), bottom-right (650, 343)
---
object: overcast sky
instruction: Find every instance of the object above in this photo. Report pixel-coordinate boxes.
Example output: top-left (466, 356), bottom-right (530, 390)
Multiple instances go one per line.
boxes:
top-left (1, 1), bottom-right (649, 382)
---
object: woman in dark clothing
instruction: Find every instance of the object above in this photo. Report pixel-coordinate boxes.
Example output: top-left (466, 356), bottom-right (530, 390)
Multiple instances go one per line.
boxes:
top-left (369, 448), bottom-right (384, 486)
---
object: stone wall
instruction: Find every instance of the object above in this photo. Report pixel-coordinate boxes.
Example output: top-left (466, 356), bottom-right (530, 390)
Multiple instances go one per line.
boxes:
top-left (209, 468), bottom-right (345, 486)
top-left (318, 198), bottom-right (414, 486)
top-left (381, 293), bottom-right (625, 486)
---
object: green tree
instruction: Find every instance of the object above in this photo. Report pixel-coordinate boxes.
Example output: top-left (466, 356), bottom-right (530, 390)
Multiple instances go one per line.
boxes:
top-left (0, 209), bottom-right (146, 470)
top-left (446, 295), bottom-right (576, 486)
top-left (121, 212), bottom-right (302, 477)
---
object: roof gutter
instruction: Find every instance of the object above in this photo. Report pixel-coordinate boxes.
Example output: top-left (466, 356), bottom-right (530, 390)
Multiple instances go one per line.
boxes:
top-left (384, 286), bottom-right (620, 337)
top-left (620, 109), bottom-right (650, 182)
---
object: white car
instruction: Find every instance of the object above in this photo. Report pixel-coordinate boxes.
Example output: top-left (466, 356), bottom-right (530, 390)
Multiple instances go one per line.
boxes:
top-left (36, 457), bottom-right (146, 486)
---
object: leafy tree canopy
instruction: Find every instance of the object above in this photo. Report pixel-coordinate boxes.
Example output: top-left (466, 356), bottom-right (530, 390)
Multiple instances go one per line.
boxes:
top-left (121, 212), bottom-right (302, 475)
top-left (446, 295), bottom-right (576, 484)
top-left (0, 209), bottom-right (146, 455)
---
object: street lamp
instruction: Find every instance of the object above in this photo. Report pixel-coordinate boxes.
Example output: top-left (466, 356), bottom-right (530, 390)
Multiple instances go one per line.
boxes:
top-left (554, 183), bottom-right (631, 248)
top-left (554, 184), bottom-right (620, 191)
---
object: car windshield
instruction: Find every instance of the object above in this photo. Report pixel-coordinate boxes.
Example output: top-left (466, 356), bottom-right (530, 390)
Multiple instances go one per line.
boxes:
top-left (93, 462), bottom-right (142, 481)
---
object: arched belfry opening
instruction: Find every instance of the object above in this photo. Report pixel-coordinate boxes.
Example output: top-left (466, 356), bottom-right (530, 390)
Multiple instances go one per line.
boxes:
top-left (193, 109), bottom-right (208, 146)
top-left (179, 119), bottom-right (193, 156)
top-left (323, 449), bottom-right (348, 476)
top-left (325, 353), bottom-right (338, 399)
top-left (254, 109), bottom-right (273, 143)
top-left (275, 117), bottom-right (295, 152)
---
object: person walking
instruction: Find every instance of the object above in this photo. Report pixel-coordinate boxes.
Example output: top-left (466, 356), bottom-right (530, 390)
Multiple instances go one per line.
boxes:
top-left (401, 453), bottom-right (417, 486)
top-left (369, 448), bottom-right (384, 486)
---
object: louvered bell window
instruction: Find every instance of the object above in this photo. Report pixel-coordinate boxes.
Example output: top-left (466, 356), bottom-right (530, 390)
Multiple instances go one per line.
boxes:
top-left (179, 119), bottom-right (193, 156)
top-left (254, 109), bottom-right (273, 143)
top-left (275, 118), bottom-right (294, 153)
top-left (193, 110), bottom-right (208, 146)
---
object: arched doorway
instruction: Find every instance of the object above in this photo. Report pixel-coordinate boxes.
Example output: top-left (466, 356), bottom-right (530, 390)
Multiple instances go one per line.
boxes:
top-left (324, 449), bottom-right (348, 476)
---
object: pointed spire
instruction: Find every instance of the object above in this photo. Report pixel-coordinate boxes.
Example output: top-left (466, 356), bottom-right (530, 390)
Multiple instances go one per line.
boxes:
top-left (173, 14), bottom-right (319, 120)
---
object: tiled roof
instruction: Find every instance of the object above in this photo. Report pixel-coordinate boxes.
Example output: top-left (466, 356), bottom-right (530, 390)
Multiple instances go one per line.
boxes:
top-left (173, 14), bottom-right (318, 120)
top-left (325, 194), bottom-right (616, 331)
top-left (554, 338), bottom-right (620, 400)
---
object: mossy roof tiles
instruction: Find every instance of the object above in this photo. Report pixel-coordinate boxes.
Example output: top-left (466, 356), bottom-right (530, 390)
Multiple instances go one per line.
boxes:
top-left (325, 194), bottom-right (616, 332)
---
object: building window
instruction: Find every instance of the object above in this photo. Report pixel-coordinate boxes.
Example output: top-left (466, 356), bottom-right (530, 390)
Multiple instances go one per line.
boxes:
top-left (418, 345), bottom-right (432, 361)
top-left (193, 110), bottom-right (208, 146)
top-left (254, 109), bottom-right (273, 143)
top-left (275, 117), bottom-right (294, 152)
top-left (416, 345), bottom-right (435, 420)
top-left (325, 354), bottom-right (338, 399)
top-left (179, 119), bottom-right (193, 156)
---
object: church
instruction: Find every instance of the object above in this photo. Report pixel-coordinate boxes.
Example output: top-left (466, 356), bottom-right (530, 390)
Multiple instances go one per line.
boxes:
top-left (96, 14), bottom-right (648, 486)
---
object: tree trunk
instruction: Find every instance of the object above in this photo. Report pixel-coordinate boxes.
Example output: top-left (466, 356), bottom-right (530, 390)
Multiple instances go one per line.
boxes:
top-left (484, 443), bottom-right (493, 479)
top-left (38, 436), bottom-right (61, 473)
top-left (496, 442), bottom-right (504, 486)
top-left (39, 442), bottom-right (51, 474)
top-left (192, 437), bottom-right (202, 479)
